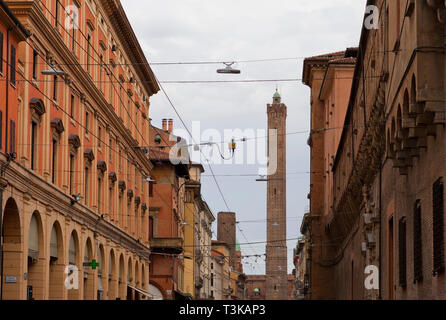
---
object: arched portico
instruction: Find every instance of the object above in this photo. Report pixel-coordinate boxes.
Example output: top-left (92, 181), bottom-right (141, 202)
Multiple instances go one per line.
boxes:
top-left (49, 221), bottom-right (65, 300)
top-left (1, 198), bottom-right (22, 300)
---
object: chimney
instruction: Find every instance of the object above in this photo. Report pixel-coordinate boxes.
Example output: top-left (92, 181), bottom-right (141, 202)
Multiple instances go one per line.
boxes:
top-left (162, 119), bottom-right (167, 131)
top-left (168, 119), bottom-right (173, 133)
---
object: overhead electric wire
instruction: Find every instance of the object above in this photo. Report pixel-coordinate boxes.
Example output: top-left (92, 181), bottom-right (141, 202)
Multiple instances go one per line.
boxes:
top-left (152, 74), bottom-right (261, 259)
top-left (2, 74), bottom-right (390, 84)
top-left (29, 0), bottom-right (296, 263)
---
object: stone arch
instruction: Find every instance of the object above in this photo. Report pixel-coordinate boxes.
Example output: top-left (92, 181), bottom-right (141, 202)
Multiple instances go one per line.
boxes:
top-left (83, 237), bottom-right (94, 300)
top-left (2, 197), bottom-right (22, 300)
top-left (97, 244), bottom-right (105, 300)
top-left (27, 210), bottom-right (45, 300)
top-left (67, 230), bottom-right (80, 300)
top-left (149, 280), bottom-right (165, 300)
top-left (49, 220), bottom-right (65, 300)
top-left (108, 249), bottom-right (117, 300)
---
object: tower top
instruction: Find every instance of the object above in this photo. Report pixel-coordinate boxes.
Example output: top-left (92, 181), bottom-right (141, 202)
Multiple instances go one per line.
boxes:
top-left (272, 89), bottom-right (282, 105)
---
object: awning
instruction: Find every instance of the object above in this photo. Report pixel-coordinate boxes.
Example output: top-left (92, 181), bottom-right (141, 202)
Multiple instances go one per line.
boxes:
top-left (128, 285), bottom-right (150, 299)
top-left (174, 290), bottom-right (193, 300)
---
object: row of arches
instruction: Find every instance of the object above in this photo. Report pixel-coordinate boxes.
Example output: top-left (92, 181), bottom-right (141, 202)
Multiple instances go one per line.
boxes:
top-left (1, 197), bottom-right (149, 300)
top-left (386, 74), bottom-right (434, 174)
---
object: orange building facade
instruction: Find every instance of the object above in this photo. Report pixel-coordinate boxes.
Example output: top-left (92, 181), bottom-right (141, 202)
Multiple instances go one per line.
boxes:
top-left (148, 120), bottom-right (190, 300)
top-left (302, 0), bottom-right (446, 300)
top-left (0, 0), bottom-right (159, 300)
top-left (302, 49), bottom-right (356, 299)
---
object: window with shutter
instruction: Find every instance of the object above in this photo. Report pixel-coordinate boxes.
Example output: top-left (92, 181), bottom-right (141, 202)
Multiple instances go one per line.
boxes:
top-left (31, 121), bottom-right (37, 170)
top-left (9, 120), bottom-right (15, 154)
top-left (32, 50), bottom-right (38, 80)
top-left (398, 217), bottom-right (407, 288)
top-left (10, 45), bottom-right (16, 86)
top-left (413, 200), bottom-right (423, 283)
top-left (433, 178), bottom-right (445, 275)
top-left (0, 31), bottom-right (3, 74)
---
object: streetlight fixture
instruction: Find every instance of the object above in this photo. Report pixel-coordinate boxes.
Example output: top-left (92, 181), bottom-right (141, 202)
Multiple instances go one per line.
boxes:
top-left (145, 177), bottom-right (156, 183)
top-left (41, 67), bottom-right (67, 76)
top-left (217, 62), bottom-right (241, 74)
top-left (194, 141), bottom-right (236, 160)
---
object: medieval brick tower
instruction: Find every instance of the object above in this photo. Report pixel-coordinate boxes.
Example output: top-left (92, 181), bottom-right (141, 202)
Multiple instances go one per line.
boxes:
top-left (265, 90), bottom-right (288, 300)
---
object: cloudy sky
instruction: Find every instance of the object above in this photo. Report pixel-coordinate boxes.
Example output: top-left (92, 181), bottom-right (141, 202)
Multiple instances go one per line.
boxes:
top-left (121, 0), bottom-right (367, 274)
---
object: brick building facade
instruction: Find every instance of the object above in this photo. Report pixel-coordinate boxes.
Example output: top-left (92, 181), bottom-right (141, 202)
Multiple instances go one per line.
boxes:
top-left (0, 0), bottom-right (158, 300)
top-left (302, 0), bottom-right (446, 300)
top-left (245, 274), bottom-right (295, 300)
top-left (265, 91), bottom-right (288, 300)
top-left (148, 121), bottom-right (189, 300)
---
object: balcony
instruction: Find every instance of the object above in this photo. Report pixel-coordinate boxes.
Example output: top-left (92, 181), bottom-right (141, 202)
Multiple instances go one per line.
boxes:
top-left (150, 238), bottom-right (184, 255)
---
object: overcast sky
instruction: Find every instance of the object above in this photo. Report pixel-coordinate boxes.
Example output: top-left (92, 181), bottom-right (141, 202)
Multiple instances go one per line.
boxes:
top-left (121, 0), bottom-right (367, 275)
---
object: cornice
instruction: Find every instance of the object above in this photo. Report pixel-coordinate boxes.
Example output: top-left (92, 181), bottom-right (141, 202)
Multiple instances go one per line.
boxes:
top-left (101, 0), bottom-right (159, 95)
top-left (0, 153), bottom-right (150, 259)
top-left (6, 1), bottom-right (153, 173)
